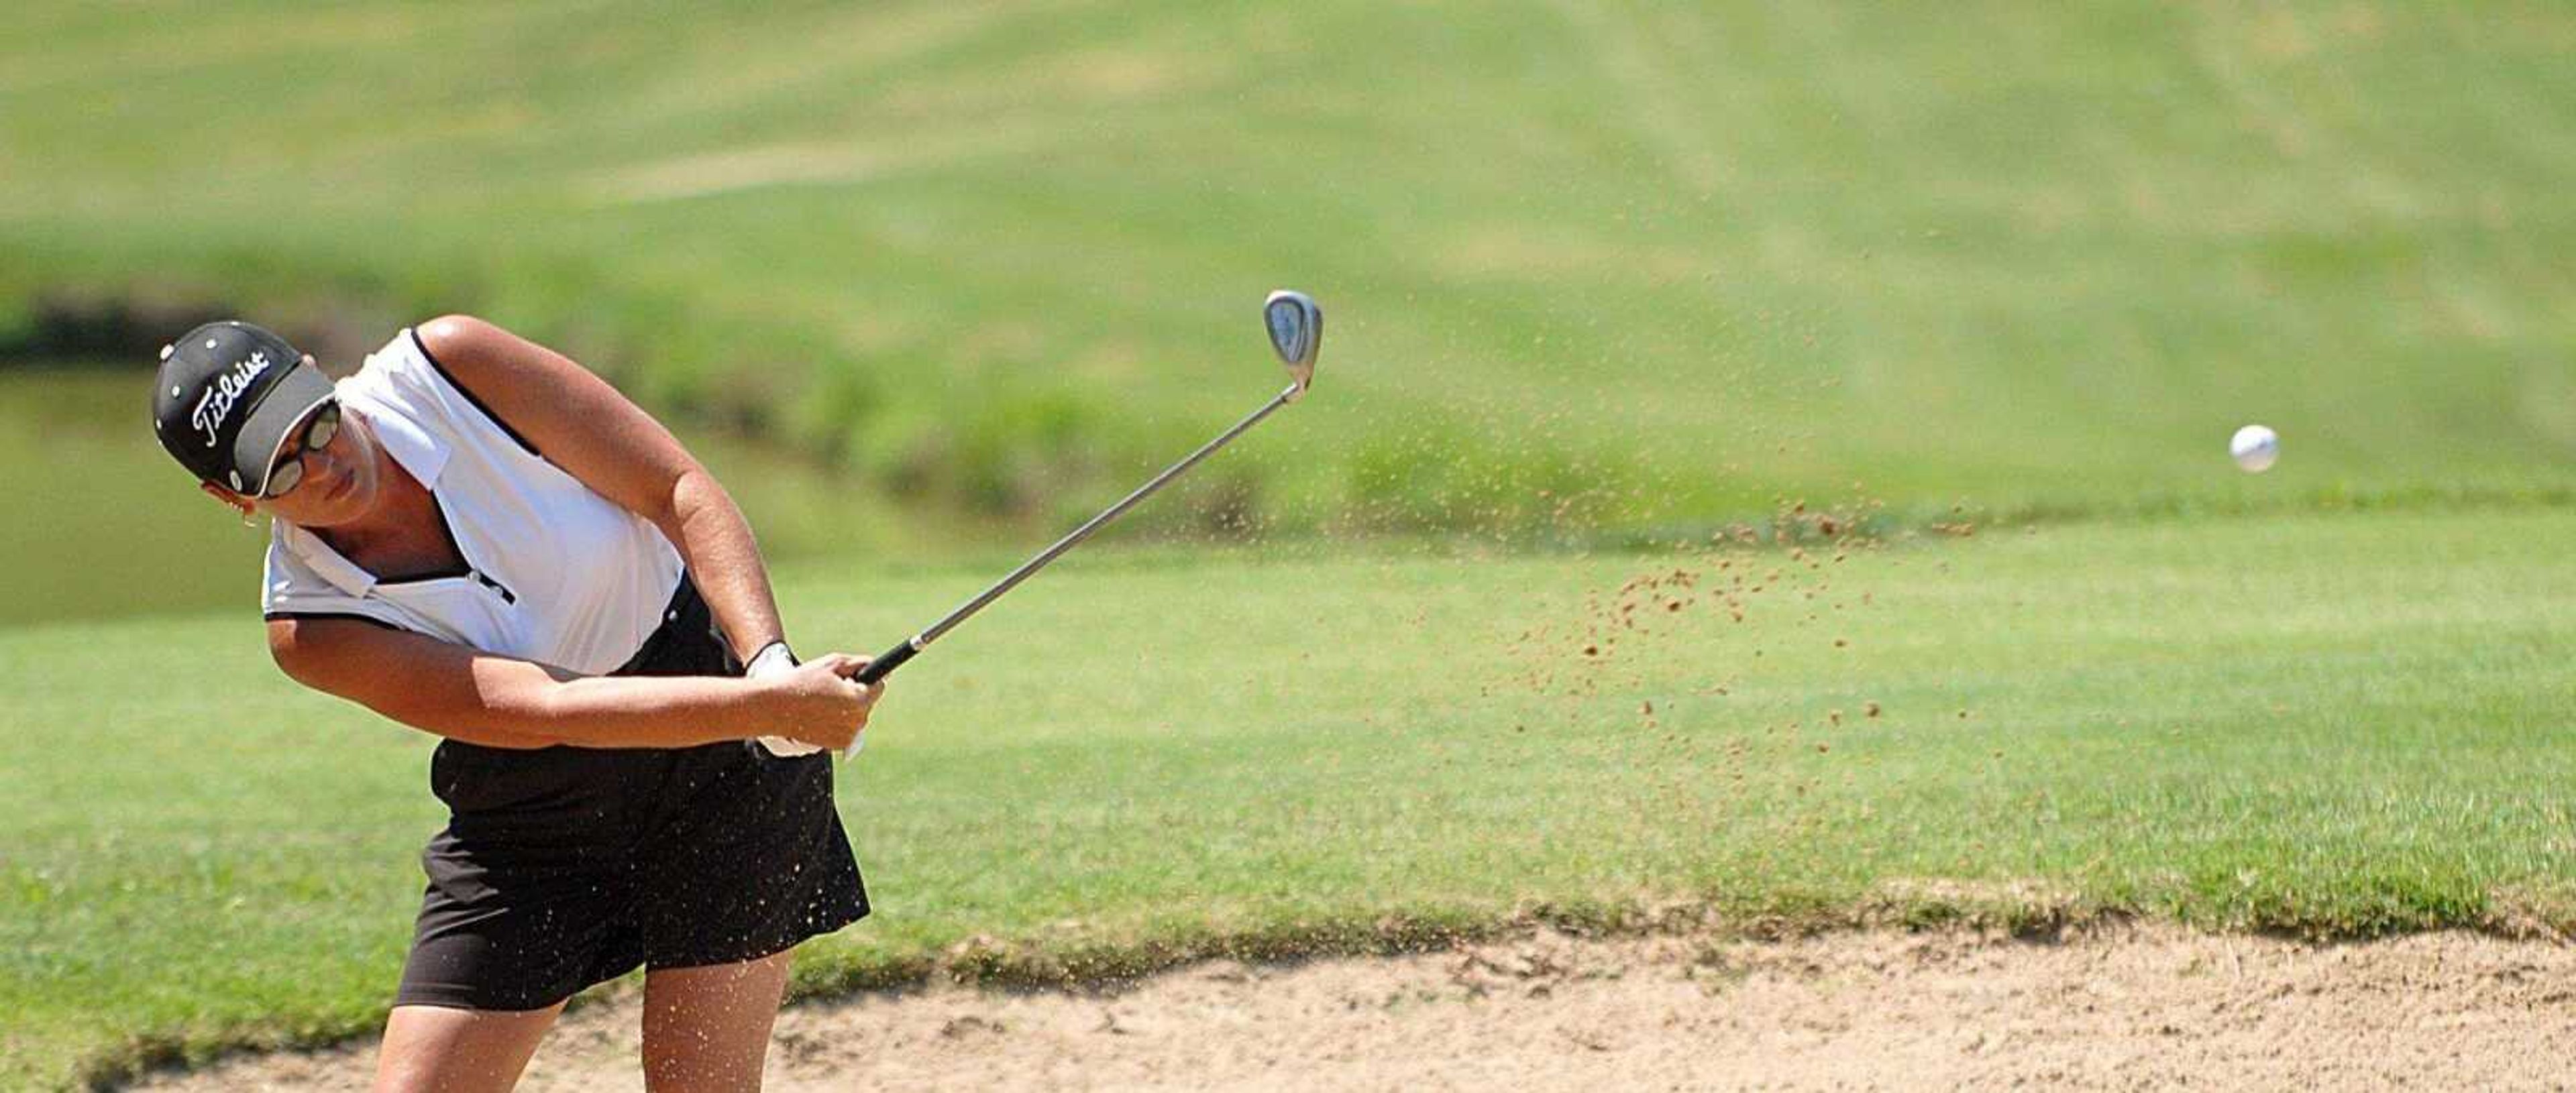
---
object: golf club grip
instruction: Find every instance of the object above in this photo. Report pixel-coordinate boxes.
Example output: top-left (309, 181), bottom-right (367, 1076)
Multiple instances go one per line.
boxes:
top-left (854, 639), bottom-right (918, 685)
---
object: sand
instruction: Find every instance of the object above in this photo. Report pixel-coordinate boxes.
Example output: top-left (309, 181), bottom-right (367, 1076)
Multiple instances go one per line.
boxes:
top-left (131, 922), bottom-right (2576, 1091)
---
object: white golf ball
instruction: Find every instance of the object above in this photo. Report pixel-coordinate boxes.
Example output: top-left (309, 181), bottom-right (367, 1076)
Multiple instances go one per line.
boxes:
top-left (2230, 424), bottom-right (2279, 473)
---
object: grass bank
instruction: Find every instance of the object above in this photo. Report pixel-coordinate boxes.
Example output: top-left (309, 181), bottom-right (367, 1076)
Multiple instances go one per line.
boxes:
top-left (7, 1), bottom-right (2574, 533)
top-left (3, 507), bottom-right (2569, 1089)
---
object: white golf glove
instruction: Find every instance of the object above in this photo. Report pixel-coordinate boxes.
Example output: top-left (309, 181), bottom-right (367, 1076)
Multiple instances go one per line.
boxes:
top-left (745, 641), bottom-right (855, 757)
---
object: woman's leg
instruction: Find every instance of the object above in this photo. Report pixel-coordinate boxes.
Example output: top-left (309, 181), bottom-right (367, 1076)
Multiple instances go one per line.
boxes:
top-left (374, 1002), bottom-right (566, 1093)
top-left (639, 949), bottom-right (796, 1092)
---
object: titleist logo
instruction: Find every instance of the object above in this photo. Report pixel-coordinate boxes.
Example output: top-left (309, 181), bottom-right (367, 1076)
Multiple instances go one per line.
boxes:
top-left (190, 351), bottom-right (272, 449)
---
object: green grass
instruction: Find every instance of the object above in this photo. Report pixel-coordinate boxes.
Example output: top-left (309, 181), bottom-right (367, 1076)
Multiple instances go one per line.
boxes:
top-left (5, 1), bottom-right (2573, 532)
top-left (4, 508), bottom-right (2570, 1089)
top-left (7, 3), bottom-right (2575, 1089)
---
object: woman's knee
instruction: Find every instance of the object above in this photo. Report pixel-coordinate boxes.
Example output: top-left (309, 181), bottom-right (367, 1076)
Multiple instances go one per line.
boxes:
top-left (640, 951), bottom-right (796, 1091)
top-left (375, 1002), bottom-right (566, 1093)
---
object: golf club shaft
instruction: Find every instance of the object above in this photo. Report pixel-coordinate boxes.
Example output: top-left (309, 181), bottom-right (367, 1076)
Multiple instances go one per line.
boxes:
top-left (853, 382), bottom-right (1300, 685)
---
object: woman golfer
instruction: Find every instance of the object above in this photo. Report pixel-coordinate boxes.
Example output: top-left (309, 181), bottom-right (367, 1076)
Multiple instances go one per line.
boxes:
top-left (151, 317), bottom-right (879, 1091)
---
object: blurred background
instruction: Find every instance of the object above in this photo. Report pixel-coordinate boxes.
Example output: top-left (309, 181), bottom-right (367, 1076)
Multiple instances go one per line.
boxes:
top-left (5, 0), bottom-right (2571, 619)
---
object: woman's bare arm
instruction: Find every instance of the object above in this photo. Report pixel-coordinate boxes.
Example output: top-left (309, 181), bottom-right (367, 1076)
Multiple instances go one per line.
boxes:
top-left (411, 315), bottom-right (789, 664)
top-left (268, 618), bottom-right (872, 750)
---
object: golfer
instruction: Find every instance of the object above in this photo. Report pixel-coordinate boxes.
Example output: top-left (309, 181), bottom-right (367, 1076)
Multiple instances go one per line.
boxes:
top-left (150, 317), bottom-right (879, 1092)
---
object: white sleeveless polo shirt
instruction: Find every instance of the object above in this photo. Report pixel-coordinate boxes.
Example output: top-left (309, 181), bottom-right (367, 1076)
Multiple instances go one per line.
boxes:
top-left (259, 329), bottom-right (685, 675)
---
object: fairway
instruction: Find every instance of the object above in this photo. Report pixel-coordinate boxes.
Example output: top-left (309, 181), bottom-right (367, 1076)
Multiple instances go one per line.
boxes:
top-left (5, 508), bottom-right (2570, 1089)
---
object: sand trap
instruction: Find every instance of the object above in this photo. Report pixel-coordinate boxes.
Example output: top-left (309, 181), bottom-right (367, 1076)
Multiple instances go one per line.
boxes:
top-left (131, 923), bottom-right (2576, 1091)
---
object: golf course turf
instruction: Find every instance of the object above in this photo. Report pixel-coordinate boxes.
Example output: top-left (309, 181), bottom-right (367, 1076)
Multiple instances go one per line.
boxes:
top-left (6, 507), bottom-right (2571, 1088)
top-left (5, 1), bottom-right (2574, 1088)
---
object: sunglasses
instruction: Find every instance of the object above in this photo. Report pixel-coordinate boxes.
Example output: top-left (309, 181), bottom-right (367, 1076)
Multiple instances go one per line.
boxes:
top-left (262, 400), bottom-right (341, 500)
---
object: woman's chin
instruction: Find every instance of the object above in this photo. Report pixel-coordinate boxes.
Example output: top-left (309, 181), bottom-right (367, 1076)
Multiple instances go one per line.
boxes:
top-left (272, 494), bottom-right (352, 527)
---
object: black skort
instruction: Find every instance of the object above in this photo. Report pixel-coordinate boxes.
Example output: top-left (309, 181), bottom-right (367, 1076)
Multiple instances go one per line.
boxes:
top-left (394, 576), bottom-right (868, 1011)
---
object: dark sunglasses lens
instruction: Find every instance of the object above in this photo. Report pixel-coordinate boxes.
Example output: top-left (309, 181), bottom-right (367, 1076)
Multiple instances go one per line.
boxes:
top-left (306, 404), bottom-right (340, 449)
top-left (265, 458), bottom-right (305, 499)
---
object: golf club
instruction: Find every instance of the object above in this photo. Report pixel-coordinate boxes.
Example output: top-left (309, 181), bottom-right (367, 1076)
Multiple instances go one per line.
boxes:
top-left (851, 290), bottom-right (1322, 685)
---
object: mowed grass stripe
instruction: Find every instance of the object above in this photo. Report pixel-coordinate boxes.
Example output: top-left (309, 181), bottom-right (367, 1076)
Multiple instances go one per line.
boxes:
top-left (4, 508), bottom-right (2571, 1088)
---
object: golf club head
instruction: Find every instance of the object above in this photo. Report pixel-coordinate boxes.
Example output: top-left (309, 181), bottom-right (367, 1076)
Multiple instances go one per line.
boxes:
top-left (1263, 290), bottom-right (1320, 402)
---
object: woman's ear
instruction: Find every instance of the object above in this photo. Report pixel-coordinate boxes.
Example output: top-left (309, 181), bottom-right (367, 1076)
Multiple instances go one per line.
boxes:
top-left (199, 481), bottom-right (256, 520)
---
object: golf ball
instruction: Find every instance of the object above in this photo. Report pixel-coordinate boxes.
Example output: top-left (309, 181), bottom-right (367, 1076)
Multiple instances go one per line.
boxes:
top-left (2230, 424), bottom-right (2279, 473)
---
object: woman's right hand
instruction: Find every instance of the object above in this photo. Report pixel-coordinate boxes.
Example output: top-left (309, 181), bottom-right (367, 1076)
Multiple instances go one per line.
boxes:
top-left (756, 652), bottom-right (881, 751)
